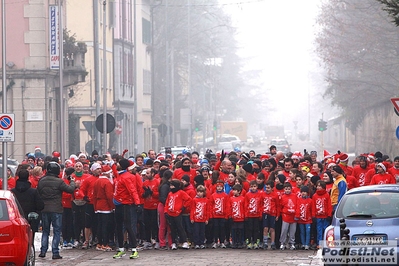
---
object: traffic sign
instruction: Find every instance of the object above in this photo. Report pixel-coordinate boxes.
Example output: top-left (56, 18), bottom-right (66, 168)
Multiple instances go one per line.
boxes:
top-left (95, 113), bottom-right (116, 133)
top-left (396, 126), bottom-right (399, 140)
top-left (390, 98), bottom-right (399, 116)
top-left (0, 114), bottom-right (14, 142)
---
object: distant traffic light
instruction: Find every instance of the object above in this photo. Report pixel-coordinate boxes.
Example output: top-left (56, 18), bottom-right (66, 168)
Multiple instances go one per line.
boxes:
top-left (195, 119), bottom-right (200, 132)
top-left (318, 119), bottom-right (327, 131)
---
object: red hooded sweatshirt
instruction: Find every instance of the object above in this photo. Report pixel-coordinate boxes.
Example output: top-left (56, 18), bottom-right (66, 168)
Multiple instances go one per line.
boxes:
top-left (261, 190), bottom-right (280, 217)
top-left (311, 189), bottom-right (332, 219)
top-left (280, 192), bottom-right (297, 223)
top-left (230, 195), bottom-right (245, 222)
top-left (295, 196), bottom-right (312, 224)
top-left (190, 196), bottom-right (210, 223)
top-left (244, 190), bottom-right (262, 218)
top-left (165, 189), bottom-right (192, 217)
top-left (143, 178), bottom-right (160, 210)
top-left (210, 191), bottom-right (231, 219)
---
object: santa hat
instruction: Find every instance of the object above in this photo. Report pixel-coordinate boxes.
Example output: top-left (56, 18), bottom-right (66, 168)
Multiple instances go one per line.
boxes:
top-left (128, 160), bottom-right (137, 171)
top-left (291, 154), bottom-right (299, 160)
top-left (339, 153), bottom-right (349, 162)
top-left (157, 154), bottom-right (165, 161)
top-left (101, 165), bottom-right (112, 174)
top-left (324, 150), bottom-right (332, 159)
top-left (34, 146), bottom-right (41, 151)
top-left (377, 162), bottom-right (389, 172)
top-left (260, 154), bottom-right (270, 161)
top-left (368, 153), bottom-right (375, 161)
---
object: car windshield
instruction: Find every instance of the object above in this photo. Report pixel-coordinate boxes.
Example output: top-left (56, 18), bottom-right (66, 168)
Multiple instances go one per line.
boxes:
top-left (337, 191), bottom-right (399, 219)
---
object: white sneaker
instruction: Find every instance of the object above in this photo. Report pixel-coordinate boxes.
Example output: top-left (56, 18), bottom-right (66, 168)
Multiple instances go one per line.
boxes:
top-left (143, 241), bottom-right (152, 249)
top-left (72, 240), bottom-right (79, 248)
top-left (171, 243), bottom-right (177, 250)
top-left (182, 242), bottom-right (190, 249)
top-left (290, 244), bottom-right (296, 250)
top-left (304, 245), bottom-right (309, 250)
top-left (154, 242), bottom-right (160, 250)
top-left (200, 245), bottom-right (206, 249)
top-left (220, 243), bottom-right (226, 248)
top-left (195, 245), bottom-right (200, 249)
top-left (212, 243), bottom-right (218, 249)
top-left (280, 244), bottom-right (285, 250)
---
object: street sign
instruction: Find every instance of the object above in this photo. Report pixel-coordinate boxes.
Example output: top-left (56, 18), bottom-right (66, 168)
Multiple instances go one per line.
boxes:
top-left (396, 126), bottom-right (399, 140)
top-left (390, 98), bottom-right (399, 116)
top-left (95, 113), bottom-right (116, 133)
top-left (0, 114), bottom-right (14, 142)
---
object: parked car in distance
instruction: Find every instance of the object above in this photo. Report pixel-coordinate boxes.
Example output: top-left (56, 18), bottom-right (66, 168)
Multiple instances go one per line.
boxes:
top-left (0, 158), bottom-right (19, 177)
top-left (159, 146), bottom-right (191, 156)
top-left (246, 136), bottom-right (255, 147)
top-left (218, 134), bottom-right (243, 149)
top-left (324, 185), bottom-right (399, 266)
top-left (269, 138), bottom-right (291, 154)
top-left (0, 190), bottom-right (35, 266)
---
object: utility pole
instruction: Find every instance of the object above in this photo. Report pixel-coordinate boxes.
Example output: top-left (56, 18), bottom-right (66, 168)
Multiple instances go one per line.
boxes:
top-left (165, 0), bottom-right (170, 147)
top-left (102, 0), bottom-right (107, 154)
top-left (133, 0), bottom-right (138, 155)
top-left (59, 0), bottom-right (66, 162)
top-left (93, 0), bottom-right (101, 147)
top-left (1, 0), bottom-right (7, 188)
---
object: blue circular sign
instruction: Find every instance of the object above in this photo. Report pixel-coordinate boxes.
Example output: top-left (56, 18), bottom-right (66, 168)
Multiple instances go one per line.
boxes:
top-left (396, 126), bottom-right (399, 140)
top-left (0, 115), bottom-right (12, 130)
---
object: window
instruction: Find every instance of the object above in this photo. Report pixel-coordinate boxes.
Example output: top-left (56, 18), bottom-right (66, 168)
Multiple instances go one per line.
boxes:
top-left (0, 200), bottom-right (9, 221)
top-left (143, 70), bottom-right (151, 94)
top-left (142, 18), bottom-right (151, 44)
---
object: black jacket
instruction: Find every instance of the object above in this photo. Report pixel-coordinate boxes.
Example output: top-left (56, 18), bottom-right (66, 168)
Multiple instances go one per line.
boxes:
top-left (12, 180), bottom-right (44, 231)
top-left (37, 174), bottom-right (75, 213)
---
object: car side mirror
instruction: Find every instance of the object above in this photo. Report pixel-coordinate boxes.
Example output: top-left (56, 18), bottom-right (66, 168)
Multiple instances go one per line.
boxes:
top-left (27, 212), bottom-right (39, 221)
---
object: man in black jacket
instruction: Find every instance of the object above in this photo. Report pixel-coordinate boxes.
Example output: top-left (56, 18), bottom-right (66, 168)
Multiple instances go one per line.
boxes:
top-left (37, 162), bottom-right (75, 260)
top-left (11, 169), bottom-right (44, 243)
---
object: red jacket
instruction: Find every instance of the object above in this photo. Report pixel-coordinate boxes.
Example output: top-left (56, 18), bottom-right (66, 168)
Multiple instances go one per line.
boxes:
top-left (261, 191), bottom-right (280, 217)
top-left (165, 189), bottom-right (192, 217)
top-left (0, 176), bottom-right (15, 190)
top-left (71, 172), bottom-right (90, 200)
top-left (346, 175), bottom-right (359, 190)
top-left (113, 171), bottom-right (140, 205)
top-left (244, 190), bottom-right (262, 218)
top-left (210, 191), bottom-right (231, 219)
top-left (183, 184), bottom-right (196, 214)
top-left (280, 192), bottom-right (297, 223)
top-left (142, 178), bottom-right (160, 210)
top-left (190, 197), bottom-right (210, 223)
top-left (352, 165), bottom-right (371, 186)
top-left (92, 176), bottom-right (114, 212)
top-left (370, 173), bottom-right (396, 185)
top-left (295, 197), bottom-right (312, 224)
top-left (80, 174), bottom-right (99, 204)
top-left (135, 173), bottom-right (144, 205)
top-left (172, 168), bottom-right (197, 184)
top-left (388, 167), bottom-right (399, 183)
top-left (311, 189), bottom-right (332, 219)
top-left (29, 175), bottom-right (40, 189)
top-left (62, 178), bottom-right (73, 208)
top-left (230, 195), bottom-right (245, 222)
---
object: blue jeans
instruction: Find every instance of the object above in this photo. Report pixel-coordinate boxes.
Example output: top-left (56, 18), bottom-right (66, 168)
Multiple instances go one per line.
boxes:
top-left (41, 212), bottom-right (62, 255)
top-left (299, 223), bottom-right (311, 246)
top-left (316, 218), bottom-right (329, 245)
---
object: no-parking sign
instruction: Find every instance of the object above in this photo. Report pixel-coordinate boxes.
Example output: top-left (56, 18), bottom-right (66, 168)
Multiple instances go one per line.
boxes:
top-left (0, 114), bottom-right (15, 142)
